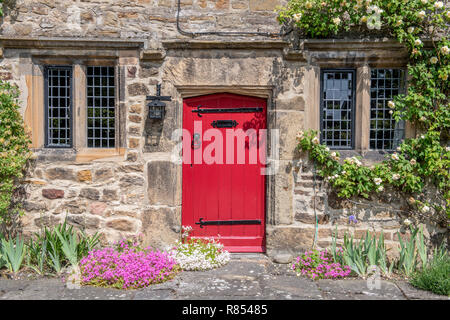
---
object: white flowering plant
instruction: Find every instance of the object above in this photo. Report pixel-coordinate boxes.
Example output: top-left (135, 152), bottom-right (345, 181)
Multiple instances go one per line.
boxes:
top-left (172, 226), bottom-right (230, 271)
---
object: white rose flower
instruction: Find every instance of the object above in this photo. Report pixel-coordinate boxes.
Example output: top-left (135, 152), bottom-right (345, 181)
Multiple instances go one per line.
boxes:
top-left (421, 205), bottom-right (430, 213)
top-left (434, 1), bottom-right (443, 9)
top-left (392, 173), bottom-right (400, 180)
top-left (410, 159), bottom-right (417, 165)
top-left (418, 10), bottom-right (426, 19)
top-left (414, 39), bottom-right (422, 46)
top-left (377, 186), bottom-right (384, 192)
top-left (430, 56), bottom-right (438, 64)
top-left (408, 27), bottom-right (415, 33)
top-left (446, 146), bottom-right (450, 152)
top-left (440, 46), bottom-right (449, 55)
top-left (332, 17), bottom-right (341, 25)
top-left (312, 136), bottom-right (320, 145)
top-left (403, 219), bottom-right (412, 226)
top-left (421, 0), bottom-right (427, 4)
top-left (374, 177), bottom-right (382, 185)
top-left (389, 110), bottom-right (393, 114)
top-left (293, 12), bottom-right (302, 22)
top-left (391, 153), bottom-right (399, 161)
top-left (395, 19), bottom-right (403, 26)
top-left (388, 100), bottom-right (395, 108)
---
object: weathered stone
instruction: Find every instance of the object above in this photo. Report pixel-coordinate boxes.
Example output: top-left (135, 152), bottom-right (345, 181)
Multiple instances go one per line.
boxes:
top-left (77, 170), bottom-right (92, 183)
top-left (54, 199), bottom-right (88, 215)
top-left (147, 161), bottom-right (180, 206)
top-left (141, 207), bottom-right (180, 250)
top-left (89, 202), bottom-right (108, 216)
top-left (79, 188), bottom-right (100, 200)
top-left (276, 95), bottom-right (305, 111)
top-left (128, 137), bottom-right (140, 148)
top-left (67, 215), bottom-right (101, 229)
top-left (45, 167), bottom-right (75, 181)
top-left (249, 0), bottom-right (280, 11)
top-left (128, 115), bottom-right (142, 123)
top-left (266, 226), bottom-right (315, 254)
top-left (23, 201), bottom-right (47, 212)
top-left (93, 168), bottom-right (114, 182)
top-left (102, 189), bottom-right (119, 201)
top-left (127, 66), bottom-right (137, 78)
top-left (128, 126), bottom-right (141, 135)
top-left (106, 218), bottom-right (136, 232)
top-left (42, 189), bottom-right (64, 199)
top-left (129, 104), bottom-right (142, 114)
top-left (128, 83), bottom-right (149, 96)
top-left (34, 215), bottom-right (60, 228)
top-left (140, 66), bottom-right (159, 78)
top-left (271, 253), bottom-right (294, 264)
top-left (126, 152), bottom-right (138, 162)
top-left (117, 164), bottom-right (144, 173)
top-left (119, 175), bottom-right (145, 188)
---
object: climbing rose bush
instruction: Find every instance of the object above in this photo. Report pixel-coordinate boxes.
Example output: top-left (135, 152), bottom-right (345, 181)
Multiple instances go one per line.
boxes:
top-left (292, 248), bottom-right (352, 280)
top-left (173, 226), bottom-right (230, 271)
top-left (278, 0), bottom-right (449, 224)
top-left (79, 238), bottom-right (179, 289)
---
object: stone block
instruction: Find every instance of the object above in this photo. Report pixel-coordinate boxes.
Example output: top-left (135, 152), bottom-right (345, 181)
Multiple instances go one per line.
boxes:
top-left (102, 189), bottom-right (119, 201)
top-left (249, 0), bottom-right (280, 11)
top-left (89, 202), bottom-right (108, 216)
top-left (128, 83), bottom-right (149, 96)
top-left (272, 111), bottom-right (304, 160)
top-left (45, 167), bottom-right (75, 181)
top-left (93, 168), bottom-right (114, 182)
top-left (266, 226), bottom-right (315, 255)
top-left (77, 170), bottom-right (92, 183)
top-left (147, 160), bottom-right (180, 206)
top-left (42, 189), bottom-right (64, 199)
top-left (141, 207), bottom-right (180, 250)
top-left (106, 218), bottom-right (137, 232)
top-left (275, 95), bottom-right (305, 111)
top-left (79, 188), bottom-right (100, 201)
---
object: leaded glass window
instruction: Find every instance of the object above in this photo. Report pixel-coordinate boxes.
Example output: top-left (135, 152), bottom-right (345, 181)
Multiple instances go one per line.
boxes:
top-left (45, 66), bottom-right (73, 147)
top-left (370, 68), bottom-right (406, 150)
top-left (320, 70), bottom-right (355, 149)
top-left (86, 66), bottom-right (116, 148)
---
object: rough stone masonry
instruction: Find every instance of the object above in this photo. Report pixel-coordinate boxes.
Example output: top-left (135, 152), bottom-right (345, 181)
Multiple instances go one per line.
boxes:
top-left (0, 0), bottom-right (447, 261)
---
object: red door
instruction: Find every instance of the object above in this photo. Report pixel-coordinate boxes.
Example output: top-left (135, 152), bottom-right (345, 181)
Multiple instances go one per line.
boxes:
top-left (182, 93), bottom-right (266, 252)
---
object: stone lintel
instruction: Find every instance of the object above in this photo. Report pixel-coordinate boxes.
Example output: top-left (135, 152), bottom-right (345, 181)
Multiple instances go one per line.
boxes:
top-left (162, 40), bottom-right (289, 50)
top-left (140, 49), bottom-right (166, 61)
top-left (0, 37), bottom-right (146, 50)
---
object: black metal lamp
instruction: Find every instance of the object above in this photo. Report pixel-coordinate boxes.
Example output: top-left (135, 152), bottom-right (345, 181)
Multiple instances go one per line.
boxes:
top-left (146, 84), bottom-right (172, 119)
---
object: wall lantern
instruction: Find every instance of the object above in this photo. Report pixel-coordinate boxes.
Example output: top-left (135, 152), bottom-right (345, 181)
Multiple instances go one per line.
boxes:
top-left (146, 84), bottom-right (172, 119)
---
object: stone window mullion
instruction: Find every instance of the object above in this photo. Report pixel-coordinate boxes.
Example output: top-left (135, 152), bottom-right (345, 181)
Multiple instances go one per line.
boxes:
top-left (73, 63), bottom-right (87, 151)
top-left (356, 65), bottom-right (370, 152)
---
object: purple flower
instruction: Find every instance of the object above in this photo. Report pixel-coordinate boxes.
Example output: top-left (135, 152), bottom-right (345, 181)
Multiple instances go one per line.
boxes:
top-left (348, 215), bottom-right (358, 224)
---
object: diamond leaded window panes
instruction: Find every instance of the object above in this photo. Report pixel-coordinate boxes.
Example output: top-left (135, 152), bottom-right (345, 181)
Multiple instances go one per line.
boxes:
top-left (370, 68), bottom-right (406, 150)
top-left (320, 70), bottom-right (356, 149)
top-left (45, 66), bottom-right (73, 147)
top-left (86, 66), bottom-right (116, 148)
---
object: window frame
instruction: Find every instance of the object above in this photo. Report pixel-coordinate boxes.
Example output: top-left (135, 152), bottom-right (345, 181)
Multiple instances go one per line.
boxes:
top-left (319, 68), bottom-right (357, 150)
top-left (43, 65), bottom-right (74, 148)
top-left (369, 67), bottom-right (407, 151)
top-left (85, 65), bottom-right (118, 149)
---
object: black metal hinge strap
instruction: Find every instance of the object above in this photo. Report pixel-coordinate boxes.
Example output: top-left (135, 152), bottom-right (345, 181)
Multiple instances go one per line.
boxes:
top-left (193, 106), bottom-right (263, 117)
top-left (195, 218), bottom-right (261, 228)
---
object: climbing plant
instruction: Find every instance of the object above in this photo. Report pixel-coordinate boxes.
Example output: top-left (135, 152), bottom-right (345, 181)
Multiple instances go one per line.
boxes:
top-left (0, 80), bottom-right (32, 224)
top-left (277, 0), bottom-right (449, 224)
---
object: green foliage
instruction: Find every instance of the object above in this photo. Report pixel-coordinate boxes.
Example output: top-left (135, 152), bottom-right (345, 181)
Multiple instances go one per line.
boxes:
top-left (283, 0), bottom-right (450, 223)
top-left (0, 234), bottom-right (26, 273)
top-left (337, 230), bottom-right (393, 278)
top-left (410, 252), bottom-right (450, 296)
top-left (0, 80), bottom-right (32, 224)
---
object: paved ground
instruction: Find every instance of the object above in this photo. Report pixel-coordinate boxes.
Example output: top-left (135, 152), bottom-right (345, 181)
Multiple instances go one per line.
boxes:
top-left (0, 254), bottom-right (447, 300)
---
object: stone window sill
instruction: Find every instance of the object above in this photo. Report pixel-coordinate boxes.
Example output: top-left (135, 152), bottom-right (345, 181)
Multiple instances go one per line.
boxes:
top-left (33, 148), bottom-right (125, 163)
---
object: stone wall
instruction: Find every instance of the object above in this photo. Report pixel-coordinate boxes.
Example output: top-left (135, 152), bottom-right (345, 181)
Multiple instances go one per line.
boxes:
top-left (1, 0), bottom-right (285, 41)
top-left (0, 1), bottom-right (447, 259)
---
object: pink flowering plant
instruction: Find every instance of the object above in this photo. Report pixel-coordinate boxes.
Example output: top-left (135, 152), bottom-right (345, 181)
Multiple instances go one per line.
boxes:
top-left (79, 236), bottom-right (180, 290)
top-left (292, 248), bottom-right (352, 280)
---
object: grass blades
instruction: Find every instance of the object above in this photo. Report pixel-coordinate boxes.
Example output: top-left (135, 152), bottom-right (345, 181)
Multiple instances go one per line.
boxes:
top-left (1, 235), bottom-right (26, 274)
